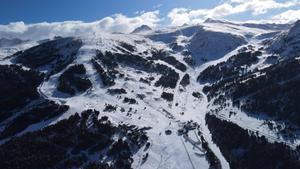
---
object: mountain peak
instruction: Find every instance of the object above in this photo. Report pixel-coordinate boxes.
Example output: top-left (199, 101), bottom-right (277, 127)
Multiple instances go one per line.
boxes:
top-left (203, 18), bottom-right (216, 23)
top-left (131, 25), bottom-right (152, 34)
top-left (203, 18), bottom-right (232, 24)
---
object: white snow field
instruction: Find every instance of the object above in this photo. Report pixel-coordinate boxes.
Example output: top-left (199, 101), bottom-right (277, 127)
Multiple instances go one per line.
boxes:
top-left (1, 19), bottom-right (299, 169)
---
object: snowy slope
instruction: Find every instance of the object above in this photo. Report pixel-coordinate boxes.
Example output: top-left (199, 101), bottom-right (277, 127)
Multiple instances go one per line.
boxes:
top-left (267, 20), bottom-right (300, 58)
top-left (147, 21), bottom-right (277, 65)
top-left (0, 20), bottom-right (299, 169)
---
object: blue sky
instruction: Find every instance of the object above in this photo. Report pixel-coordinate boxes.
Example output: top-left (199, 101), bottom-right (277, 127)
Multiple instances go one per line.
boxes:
top-left (0, 0), bottom-right (221, 24)
top-left (2, 0), bottom-right (300, 24)
top-left (1, 0), bottom-right (300, 39)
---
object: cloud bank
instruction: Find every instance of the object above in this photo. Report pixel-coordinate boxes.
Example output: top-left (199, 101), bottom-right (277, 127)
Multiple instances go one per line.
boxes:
top-left (270, 9), bottom-right (300, 23)
top-left (0, 11), bottom-right (160, 40)
top-left (1, 0), bottom-right (300, 40)
top-left (168, 0), bottom-right (300, 26)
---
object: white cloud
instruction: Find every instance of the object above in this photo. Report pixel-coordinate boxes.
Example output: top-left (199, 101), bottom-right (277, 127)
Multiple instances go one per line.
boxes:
top-left (231, 0), bottom-right (299, 15)
top-left (0, 11), bottom-right (160, 40)
top-left (270, 9), bottom-right (300, 23)
top-left (168, 8), bottom-right (192, 26)
top-left (167, 0), bottom-right (300, 26)
top-left (1, 1), bottom-right (300, 39)
top-left (0, 22), bottom-right (28, 34)
top-left (242, 9), bottom-right (300, 24)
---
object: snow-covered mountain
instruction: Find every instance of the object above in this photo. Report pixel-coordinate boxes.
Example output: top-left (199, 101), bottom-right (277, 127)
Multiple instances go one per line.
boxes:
top-left (0, 20), bottom-right (299, 169)
top-left (267, 20), bottom-right (300, 59)
top-left (204, 18), bottom-right (291, 31)
top-left (131, 25), bottom-right (152, 34)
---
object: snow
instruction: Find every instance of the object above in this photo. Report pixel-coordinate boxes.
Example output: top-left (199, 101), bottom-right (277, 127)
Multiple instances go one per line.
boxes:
top-left (36, 33), bottom-right (213, 169)
top-left (0, 40), bottom-right (38, 64)
top-left (188, 27), bottom-right (246, 64)
top-left (1, 20), bottom-right (298, 168)
top-left (267, 20), bottom-right (300, 58)
top-left (146, 21), bottom-right (277, 65)
top-left (131, 25), bottom-right (152, 35)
